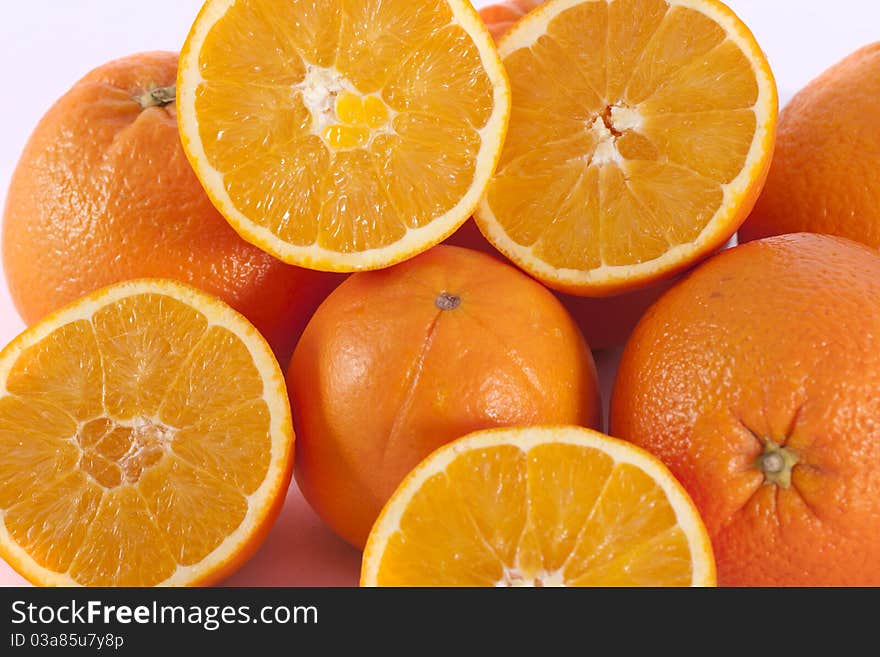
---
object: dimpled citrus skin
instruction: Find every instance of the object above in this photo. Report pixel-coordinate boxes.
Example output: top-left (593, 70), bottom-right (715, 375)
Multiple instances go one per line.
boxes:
top-left (740, 43), bottom-right (880, 246)
top-left (2, 52), bottom-right (341, 362)
top-left (611, 233), bottom-right (880, 586)
top-left (289, 245), bottom-right (601, 548)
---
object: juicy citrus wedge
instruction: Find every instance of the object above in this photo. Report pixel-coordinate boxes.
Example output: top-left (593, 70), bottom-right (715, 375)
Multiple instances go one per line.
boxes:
top-left (177, 0), bottom-right (511, 273)
top-left (361, 426), bottom-right (715, 586)
top-left (0, 280), bottom-right (294, 586)
top-left (474, 0), bottom-right (778, 295)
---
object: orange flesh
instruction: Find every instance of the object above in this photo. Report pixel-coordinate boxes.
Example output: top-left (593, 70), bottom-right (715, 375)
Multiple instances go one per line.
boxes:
top-left (486, 0), bottom-right (760, 270)
top-left (373, 443), bottom-right (693, 586)
top-left (193, 0), bottom-right (496, 253)
top-left (0, 293), bottom-right (273, 585)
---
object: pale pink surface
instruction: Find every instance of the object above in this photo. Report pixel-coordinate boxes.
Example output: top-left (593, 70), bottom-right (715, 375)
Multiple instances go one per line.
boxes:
top-left (0, 0), bottom-right (874, 586)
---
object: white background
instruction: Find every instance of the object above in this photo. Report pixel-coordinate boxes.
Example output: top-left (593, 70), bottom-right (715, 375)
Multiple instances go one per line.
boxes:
top-left (0, 1), bottom-right (877, 585)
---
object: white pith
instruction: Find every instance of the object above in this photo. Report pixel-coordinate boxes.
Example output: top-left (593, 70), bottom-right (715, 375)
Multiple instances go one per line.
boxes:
top-left (299, 65), bottom-right (351, 135)
top-left (75, 416), bottom-right (171, 486)
top-left (586, 104), bottom-right (645, 166)
top-left (497, 566), bottom-right (566, 587)
top-left (296, 64), bottom-right (396, 150)
top-left (589, 116), bottom-right (620, 165)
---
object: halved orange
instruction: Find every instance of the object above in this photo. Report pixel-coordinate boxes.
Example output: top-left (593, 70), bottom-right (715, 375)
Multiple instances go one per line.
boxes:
top-left (177, 0), bottom-right (510, 272)
top-left (361, 426), bottom-right (715, 586)
top-left (474, 0), bottom-right (778, 295)
top-left (0, 279), bottom-right (293, 586)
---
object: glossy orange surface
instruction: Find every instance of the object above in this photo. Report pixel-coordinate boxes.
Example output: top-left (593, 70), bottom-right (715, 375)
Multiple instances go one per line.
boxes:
top-left (289, 245), bottom-right (600, 548)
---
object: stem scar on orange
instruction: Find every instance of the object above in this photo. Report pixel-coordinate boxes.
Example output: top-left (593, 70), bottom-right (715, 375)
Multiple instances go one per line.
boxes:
top-left (1, 51), bottom-right (340, 364)
top-left (612, 233), bottom-right (880, 586)
top-left (288, 245), bottom-right (601, 548)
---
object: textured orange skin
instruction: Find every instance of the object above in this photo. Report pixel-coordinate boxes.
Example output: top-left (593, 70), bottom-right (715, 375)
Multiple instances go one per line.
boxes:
top-left (479, 0), bottom-right (544, 40)
top-left (445, 219), bottom-right (673, 350)
top-left (740, 43), bottom-right (880, 247)
top-left (1, 52), bottom-right (342, 363)
top-left (289, 245), bottom-right (601, 548)
top-left (611, 234), bottom-right (880, 587)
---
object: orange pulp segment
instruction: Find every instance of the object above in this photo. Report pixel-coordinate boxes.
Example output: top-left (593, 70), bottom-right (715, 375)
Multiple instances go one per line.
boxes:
top-left (177, 0), bottom-right (511, 272)
top-left (361, 426), bottom-right (715, 586)
top-left (0, 279), bottom-right (294, 586)
top-left (475, 0), bottom-right (777, 295)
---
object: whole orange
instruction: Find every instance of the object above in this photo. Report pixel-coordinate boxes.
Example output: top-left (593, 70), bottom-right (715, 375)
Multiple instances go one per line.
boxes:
top-left (289, 245), bottom-right (601, 548)
top-left (740, 43), bottom-right (880, 246)
top-left (2, 51), bottom-right (341, 362)
top-left (611, 233), bottom-right (880, 586)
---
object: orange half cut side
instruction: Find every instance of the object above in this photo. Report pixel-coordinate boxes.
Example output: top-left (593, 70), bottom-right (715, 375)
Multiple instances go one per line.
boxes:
top-left (362, 426), bottom-right (715, 586)
top-left (475, 0), bottom-right (777, 295)
top-left (0, 279), bottom-right (294, 586)
top-left (178, 0), bottom-right (511, 272)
